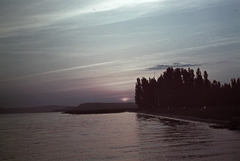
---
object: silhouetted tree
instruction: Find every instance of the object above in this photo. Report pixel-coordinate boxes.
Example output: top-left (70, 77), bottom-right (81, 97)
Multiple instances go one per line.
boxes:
top-left (203, 71), bottom-right (211, 105)
top-left (157, 74), bottom-right (165, 107)
top-left (135, 78), bottom-right (143, 109)
top-left (149, 77), bottom-right (157, 108)
top-left (194, 68), bottom-right (204, 106)
top-left (135, 67), bottom-right (240, 109)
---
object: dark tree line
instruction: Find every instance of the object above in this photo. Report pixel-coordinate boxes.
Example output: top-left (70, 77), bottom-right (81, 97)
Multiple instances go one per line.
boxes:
top-left (135, 67), bottom-right (240, 109)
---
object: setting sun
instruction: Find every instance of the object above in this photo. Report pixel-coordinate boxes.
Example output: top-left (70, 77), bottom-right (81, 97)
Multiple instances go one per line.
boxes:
top-left (121, 97), bottom-right (130, 102)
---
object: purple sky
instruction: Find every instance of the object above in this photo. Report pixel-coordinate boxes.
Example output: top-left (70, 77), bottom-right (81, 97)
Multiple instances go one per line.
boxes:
top-left (0, 0), bottom-right (240, 107)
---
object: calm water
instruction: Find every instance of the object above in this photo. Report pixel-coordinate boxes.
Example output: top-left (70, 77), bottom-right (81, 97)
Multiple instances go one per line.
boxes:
top-left (0, 112), bottom-right (240, 161)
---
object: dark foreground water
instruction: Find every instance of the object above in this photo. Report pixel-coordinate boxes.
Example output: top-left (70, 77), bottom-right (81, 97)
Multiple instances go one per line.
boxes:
top-left (0, 112), bottom-right (240, 161)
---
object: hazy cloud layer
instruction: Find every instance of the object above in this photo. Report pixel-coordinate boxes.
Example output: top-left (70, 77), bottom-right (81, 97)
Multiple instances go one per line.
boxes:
top-left (0, 0), bottom-right (240, 107)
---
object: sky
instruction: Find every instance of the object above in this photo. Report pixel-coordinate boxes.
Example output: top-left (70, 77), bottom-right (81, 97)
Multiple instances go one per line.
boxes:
top-left (0, 0), bottom-right (240, 107)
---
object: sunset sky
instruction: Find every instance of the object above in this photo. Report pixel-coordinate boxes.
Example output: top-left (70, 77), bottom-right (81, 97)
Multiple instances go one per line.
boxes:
top-left (1, 0), bottom-right (240, 107)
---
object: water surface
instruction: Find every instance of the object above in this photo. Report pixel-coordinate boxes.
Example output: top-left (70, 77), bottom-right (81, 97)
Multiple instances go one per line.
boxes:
top-left (0, 112), bottom-right (240, 161)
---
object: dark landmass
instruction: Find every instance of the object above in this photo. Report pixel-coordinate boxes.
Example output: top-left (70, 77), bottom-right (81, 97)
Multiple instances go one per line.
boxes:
top-left (137, 106), bottom-right (240, 130)
top-left (135, 67), bottom-right (240, 130)
top-left (0, 105), bottom-right (72, 114)
top-left (63, 102), bottom-right (240, 124)
top-left (138, 106), bottom-right (240, 121)
top-left (64, 102), bottom-right (240, 129)
top-left (63, 102), bottom-right (138, 114)
top-left (1, 102), bottom-right (239, 129)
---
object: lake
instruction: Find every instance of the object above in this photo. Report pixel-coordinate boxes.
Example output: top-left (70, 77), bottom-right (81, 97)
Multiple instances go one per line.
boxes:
top-left (0, 112), bottom-right (240, 161)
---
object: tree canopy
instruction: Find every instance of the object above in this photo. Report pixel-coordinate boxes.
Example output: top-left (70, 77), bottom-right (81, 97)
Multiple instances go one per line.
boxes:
top-left (135, 67), bottom-right (240, 109)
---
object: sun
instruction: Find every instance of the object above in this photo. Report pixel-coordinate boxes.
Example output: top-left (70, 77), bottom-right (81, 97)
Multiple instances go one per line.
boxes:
top-left (121, 97), bottom-right (130, 102)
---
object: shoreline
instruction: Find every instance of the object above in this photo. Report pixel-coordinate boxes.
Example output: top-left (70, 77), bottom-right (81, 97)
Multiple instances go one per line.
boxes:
top-left (136, 112), bottom-right (230, 125)
top-left (136, 108), bottom-right (240, 130)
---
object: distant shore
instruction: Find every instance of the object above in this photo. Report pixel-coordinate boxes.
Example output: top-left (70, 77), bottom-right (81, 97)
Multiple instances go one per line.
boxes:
top-left (63, 102), bottom-right (138, 114)
top-left (1, 103), bottom-right (239, 130)
top-left (0, 105), bottom-right (70, 114)
top-left (63, 103), bottom-right (240, 123)
top-left (63, 103), bottom-right (240, 129)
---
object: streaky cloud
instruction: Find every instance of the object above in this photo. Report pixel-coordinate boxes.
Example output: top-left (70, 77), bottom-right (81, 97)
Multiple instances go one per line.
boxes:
top-left (146, 62), bottom-right (201, 70)
top-left (1, 61), bottom-right (117, 82)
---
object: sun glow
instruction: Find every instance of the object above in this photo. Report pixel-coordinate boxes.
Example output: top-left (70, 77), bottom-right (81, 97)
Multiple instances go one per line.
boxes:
top-left (121, 97), bottom-right (130, 102)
